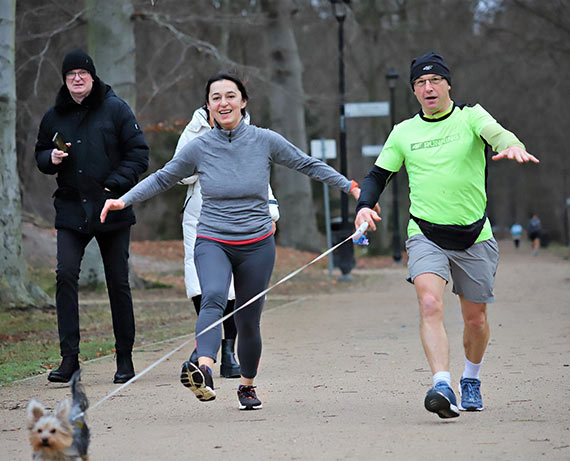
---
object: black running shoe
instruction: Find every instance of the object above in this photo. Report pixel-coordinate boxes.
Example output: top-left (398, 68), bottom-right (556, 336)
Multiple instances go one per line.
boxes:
top-left (180, 361), bottom-right (216, 401)
top-left (237, 385), bottom-right (262, 410)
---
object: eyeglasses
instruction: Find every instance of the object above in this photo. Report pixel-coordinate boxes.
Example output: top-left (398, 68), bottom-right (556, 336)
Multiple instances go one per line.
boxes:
top-left (66, 71), bottom-right (90, 80)
top-left (413, 76), bottom-right (445, 88)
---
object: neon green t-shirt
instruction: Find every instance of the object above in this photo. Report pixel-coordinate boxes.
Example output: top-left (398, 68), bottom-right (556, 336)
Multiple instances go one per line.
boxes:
top-left (376, 103), bottom-right (523, 243)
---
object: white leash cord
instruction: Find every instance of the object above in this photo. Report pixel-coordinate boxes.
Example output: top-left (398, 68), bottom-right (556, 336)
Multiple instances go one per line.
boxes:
top-left (195, 222), bottom-right (368, 339)
top-left (76, 222), bottom-right (368, 419)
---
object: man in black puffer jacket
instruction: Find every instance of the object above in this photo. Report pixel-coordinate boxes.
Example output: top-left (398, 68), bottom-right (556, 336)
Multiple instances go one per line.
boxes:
top-left (35, 49), bottom-right (149, 384)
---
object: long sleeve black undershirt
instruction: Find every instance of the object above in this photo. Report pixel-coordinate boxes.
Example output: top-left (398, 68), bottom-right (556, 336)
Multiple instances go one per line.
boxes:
top-left (355, 165), bottom-right (396, 213)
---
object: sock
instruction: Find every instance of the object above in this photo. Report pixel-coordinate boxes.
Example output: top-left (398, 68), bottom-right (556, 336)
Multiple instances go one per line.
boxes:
top-left (462, 357), bottom-right (483, 380)
top-left (433, 371), bottom-right (451, 387)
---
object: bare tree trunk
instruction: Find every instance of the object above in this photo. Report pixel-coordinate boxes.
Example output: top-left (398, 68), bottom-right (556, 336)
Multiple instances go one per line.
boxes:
top-left (218, 0), bottom-right (231, 57)
top-left (261, 0), bottom-right (322, 251)
top-left (86, 0), bottom-right (136, 109)
top-left (0, 0), bottom-right (51, 307)
top-left (82, 0), bottom-right (144, 288)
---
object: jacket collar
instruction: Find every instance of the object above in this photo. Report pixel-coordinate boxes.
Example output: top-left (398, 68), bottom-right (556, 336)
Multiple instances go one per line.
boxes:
top-left (188, 107), bottom-right (211, 132)
top-left (213, 117), bottom-right (248, 142)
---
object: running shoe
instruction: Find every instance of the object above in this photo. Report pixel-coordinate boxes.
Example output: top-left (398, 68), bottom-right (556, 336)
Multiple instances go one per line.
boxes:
top-left (237, 385), bottom-right (263, 410)
top-left (424, 382), bottom-right (460, 418)
top-left (458, 377), bottom-right (483, 411)
top-left (180, 361), bottom-right (216, 401)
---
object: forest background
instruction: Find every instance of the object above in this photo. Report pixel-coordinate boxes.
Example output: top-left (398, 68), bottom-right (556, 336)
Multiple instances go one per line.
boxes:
top-left (2, 0), bottom-right (569, 307)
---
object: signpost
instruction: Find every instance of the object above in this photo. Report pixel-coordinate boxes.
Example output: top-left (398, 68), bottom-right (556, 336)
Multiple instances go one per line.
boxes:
top-left (344, 102), bottom-right (389, 118)
top-left (361, 144), bottom-right (384, 158)
top-left (310, 139), bottom-right (336, 276)
top-left (312, 99), bottom-right (394, 273)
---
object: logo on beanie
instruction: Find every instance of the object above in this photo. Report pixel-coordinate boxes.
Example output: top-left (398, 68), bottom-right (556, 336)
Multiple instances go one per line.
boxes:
top-left (423, 65), bottom-right (433, 71)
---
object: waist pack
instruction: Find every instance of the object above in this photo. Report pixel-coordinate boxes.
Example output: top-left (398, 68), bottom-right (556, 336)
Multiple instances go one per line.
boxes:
top-left (410, 212), bottom-right (487, 250)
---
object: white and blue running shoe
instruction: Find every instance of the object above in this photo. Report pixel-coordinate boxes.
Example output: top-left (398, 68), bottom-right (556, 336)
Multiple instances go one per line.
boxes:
top-left (424, 382), bottom-right (460, 418)
top-left (458, 377), bottom-right (483, 411)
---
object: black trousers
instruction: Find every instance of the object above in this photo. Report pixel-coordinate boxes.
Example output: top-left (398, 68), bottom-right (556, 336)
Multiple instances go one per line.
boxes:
top-left (56, 226), bottom-right (134, 357)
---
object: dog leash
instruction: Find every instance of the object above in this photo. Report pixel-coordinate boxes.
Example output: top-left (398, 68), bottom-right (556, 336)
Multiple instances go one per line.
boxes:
top-left (75, 222), bottom-right (369, 421)
top-left (194, 222), bottom-right (369, 339)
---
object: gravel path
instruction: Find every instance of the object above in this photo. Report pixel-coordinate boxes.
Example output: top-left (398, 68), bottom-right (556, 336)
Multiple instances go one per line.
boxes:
top-left (2, 240), bottom-right (569, 460)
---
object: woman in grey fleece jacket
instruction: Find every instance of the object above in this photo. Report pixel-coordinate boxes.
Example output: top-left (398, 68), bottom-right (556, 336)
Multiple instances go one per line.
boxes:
top-left (101, 72), bottom-right (360, 410)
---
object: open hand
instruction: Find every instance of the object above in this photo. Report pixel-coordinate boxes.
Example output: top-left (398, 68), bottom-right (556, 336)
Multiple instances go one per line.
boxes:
top-left (100, 199), bottom-right (126, 223)
top-left (492, 146), bottom-right (539, 164)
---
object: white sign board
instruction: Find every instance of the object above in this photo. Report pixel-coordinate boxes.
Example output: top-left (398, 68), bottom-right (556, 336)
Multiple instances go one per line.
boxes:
top-left (345, 101), bottom-right (389, 118)
top-left (361, 145), bottom-right (384, 158)
top-left (310, 139), bottom-right (337, 160)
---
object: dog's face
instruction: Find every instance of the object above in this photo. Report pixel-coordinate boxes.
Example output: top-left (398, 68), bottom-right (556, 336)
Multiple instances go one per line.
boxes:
top-left (27, 398), bottom-right (74, 456)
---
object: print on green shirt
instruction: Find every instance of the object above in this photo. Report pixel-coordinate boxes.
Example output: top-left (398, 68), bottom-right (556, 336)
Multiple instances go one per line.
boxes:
top-left (410, 134), bottom-right (460, 151)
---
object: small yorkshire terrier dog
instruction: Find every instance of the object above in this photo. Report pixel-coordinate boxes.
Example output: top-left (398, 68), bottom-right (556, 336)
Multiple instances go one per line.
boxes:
top-left (27, 370), bottom-right (90, 460)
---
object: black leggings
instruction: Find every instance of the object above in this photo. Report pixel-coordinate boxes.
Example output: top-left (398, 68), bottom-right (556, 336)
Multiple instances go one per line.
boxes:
top-left (191, 295), bottom-right (237, 340)
top-left (194, 235), bottom-right (275, 379)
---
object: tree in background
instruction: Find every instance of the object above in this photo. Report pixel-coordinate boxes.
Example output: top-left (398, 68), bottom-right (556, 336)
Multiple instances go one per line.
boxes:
top-left (12, 0), bottom-right (570, 250)
top-left (80, 0), bottom-right (145, 288)
top-left (0, 0), bottom-right (50, 308)
top-left (261, 0), bottom-right (322, 251)
top-left (87, 0), bottom-right (136, 110)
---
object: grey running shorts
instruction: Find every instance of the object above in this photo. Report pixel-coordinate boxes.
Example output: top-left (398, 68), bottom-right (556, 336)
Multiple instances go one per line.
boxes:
top-left (405, 234), bottom-right (499, 303)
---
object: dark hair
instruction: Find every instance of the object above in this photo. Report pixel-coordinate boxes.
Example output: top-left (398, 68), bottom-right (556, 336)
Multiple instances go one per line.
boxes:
top-left (204, 72), bottom-right (249, 116)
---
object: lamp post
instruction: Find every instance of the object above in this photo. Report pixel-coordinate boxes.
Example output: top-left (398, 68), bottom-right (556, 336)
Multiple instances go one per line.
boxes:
top-left (330, 0), bottom-right (354, 280)
top-left (386, 68), bottom-right (401, 263)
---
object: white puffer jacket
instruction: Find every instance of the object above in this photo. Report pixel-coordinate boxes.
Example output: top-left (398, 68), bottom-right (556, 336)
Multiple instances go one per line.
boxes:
top-left (173, 107), bottom-right (280, 299)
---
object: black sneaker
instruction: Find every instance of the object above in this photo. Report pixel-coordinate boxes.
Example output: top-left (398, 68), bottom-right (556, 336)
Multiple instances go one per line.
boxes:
top-left (180, 361), bottom-right (216, 401)
top-left (237, 385), bottom-right (263, 410)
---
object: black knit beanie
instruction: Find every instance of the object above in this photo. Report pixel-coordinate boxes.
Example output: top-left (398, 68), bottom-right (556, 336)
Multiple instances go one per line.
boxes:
top-left (61, 49), bottom-right (96, 82)
top-left (409, 51), bottom-right (451, 88)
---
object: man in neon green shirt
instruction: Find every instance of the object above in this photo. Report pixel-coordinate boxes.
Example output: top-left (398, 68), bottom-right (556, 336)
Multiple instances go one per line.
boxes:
top-left (355, 51), bottom-right (539, 419)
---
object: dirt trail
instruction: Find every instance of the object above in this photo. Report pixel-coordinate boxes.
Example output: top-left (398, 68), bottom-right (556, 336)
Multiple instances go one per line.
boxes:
top-left (2, 241), bottom-right (569, 460)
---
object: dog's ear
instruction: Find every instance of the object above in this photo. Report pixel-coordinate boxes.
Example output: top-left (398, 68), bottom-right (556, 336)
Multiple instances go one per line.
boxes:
top-left (54, 398), bottom-right (71, 420)
top-left (27, 399), bottom-right (45, 424)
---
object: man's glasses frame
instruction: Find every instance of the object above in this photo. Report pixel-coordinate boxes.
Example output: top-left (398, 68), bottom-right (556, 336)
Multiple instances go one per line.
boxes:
top-left (413, 76), bottom-right (445, 88)
top-left (66, 71), bottom-right (90, 80)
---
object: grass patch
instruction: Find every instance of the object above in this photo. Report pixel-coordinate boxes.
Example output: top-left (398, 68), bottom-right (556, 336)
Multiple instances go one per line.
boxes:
top-left (0, 291), bottom-right (197, 386)
top-left (0, 291), bottom-right (298, 386)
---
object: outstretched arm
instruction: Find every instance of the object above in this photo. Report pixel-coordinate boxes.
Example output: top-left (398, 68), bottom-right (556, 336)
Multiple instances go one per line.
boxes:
top-left (101, 143), bottom-right (198, 223)
top-left (480, 122), bottom-right (539, 164)
top-left (268, 130), bottom-right (355, 194)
